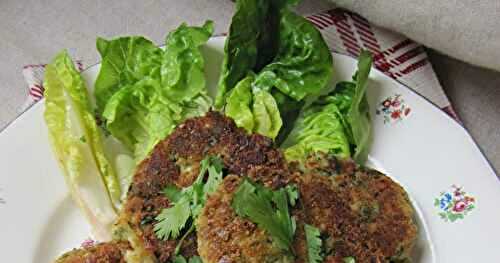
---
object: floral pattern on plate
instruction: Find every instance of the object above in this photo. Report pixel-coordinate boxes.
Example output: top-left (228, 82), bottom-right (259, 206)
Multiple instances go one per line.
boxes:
top-left (376, 94), bottom-right (411, 124)
top-left (80, 238), bottom-right (96, 248)
top-left (435, 185), bottom-right (476, 222)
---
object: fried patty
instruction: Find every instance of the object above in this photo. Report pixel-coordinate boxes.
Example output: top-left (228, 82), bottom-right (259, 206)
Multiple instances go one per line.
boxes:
top-left (292, 154), bottom-right (418, 262)
top-left (197, 175), bottom-right (292, 263)
top-left (114, 111), bottom-right (290, 262)
top-left (55, 112), bottom-right (417, 263)
top-left (197, 152), bottom-right (417, 263)
top-left (54, 241), bottom-right (131, 263)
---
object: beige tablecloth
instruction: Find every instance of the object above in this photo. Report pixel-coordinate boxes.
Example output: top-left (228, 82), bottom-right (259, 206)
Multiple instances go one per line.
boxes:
top-left (0, 0), bottom-right (498, 172)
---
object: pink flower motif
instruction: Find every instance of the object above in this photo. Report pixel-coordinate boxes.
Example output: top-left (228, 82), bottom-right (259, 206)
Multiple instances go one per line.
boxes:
top-left (453, 200), bottom-right (467, 213)
top-left (382, 99), bottom-right (391, 108)
top-left (391, 110), bottom-right (402, 119)
top-left (80, 238), bottom-right (96, 248)
top-left (378, 95), bottom-right (411, 124)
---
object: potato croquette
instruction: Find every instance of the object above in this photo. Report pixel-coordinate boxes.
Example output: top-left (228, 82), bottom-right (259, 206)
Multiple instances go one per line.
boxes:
top-left (55, 113), bottom-right (417, 263)
top-left (292, 154), bottom-right (418, 262)
top-left (197, 175), bottom-right (292, 263)
top-left (54, 241), bottom-right (131, 263)
top-left (55, 111), bottom-right (290, 262)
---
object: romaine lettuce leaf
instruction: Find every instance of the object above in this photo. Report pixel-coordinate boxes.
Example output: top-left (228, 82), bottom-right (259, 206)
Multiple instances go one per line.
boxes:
top-left (96, 21), bottom-right (214, 162)
top-left (44, 51), bottom-right (120, 240)
top-left (283, 50), bottom-right (373, 164)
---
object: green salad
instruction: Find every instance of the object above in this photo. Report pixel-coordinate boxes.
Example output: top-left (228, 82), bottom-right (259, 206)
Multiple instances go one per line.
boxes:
top-left (43, 0), bottom-right (372, 247)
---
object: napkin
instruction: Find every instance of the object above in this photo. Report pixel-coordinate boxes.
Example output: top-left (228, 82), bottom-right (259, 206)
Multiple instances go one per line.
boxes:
top-left (331, 0), bottom-right (500, 72)
top-left (20, 9), bottom-right (460, 121)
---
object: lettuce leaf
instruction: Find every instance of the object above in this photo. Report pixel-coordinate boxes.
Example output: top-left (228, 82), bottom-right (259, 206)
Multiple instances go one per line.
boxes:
top-left (217, 0), bottom-right (333, 141)
top-left (225, 75), bottom-right (282, 139)
top-left (282, 51), bottom-right (373, 164)
top-left (44, 51), bottom-right (120, 240)
top-left (252, 10), bottom-right (333, 101)
top-left (96, 21), bottom-right (214, 162)
top-left (161, 21), bottom-right (214, 101)
top-left (348, 51), bottom-right (372, 164)
top-left (252, 89), bottom-right (282, 139)
top-left (225, 76), bottom-right (255, 132)
top-left (214, 0), bottom-right (277, 108)
top-left (282, 101), bottom-right (352, 161)
top-left (94, 36), bottom-right (162, 114)
top-left (102, 78), bottom-right (179, 161)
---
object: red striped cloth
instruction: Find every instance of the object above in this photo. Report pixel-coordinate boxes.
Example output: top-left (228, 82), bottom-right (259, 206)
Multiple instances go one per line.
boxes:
top-left (21, 60), bottom-right (83, 110)
top-left (305, 10), bottom-right (459, 120)
top-left (21, 9), bottom-right (459, 121)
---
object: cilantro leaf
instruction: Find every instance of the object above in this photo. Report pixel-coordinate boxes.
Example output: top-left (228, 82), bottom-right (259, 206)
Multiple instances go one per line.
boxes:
top-left (285, 184), bottom-right (299, 207)
top-left (154, 197), bottom-right (191, 240)
top-left (188, 256), bottom-right (203, 263)
top-left (172, 255), bottom-right (201, 263)
top-left (163, 185), bottom-right (182, 202)
top-left (203, 164), bottom-right (224, 197)
top-left (172, 255), bottom-right (187, 263)
top-left (232, 178), bottom-right (297, 254)
top-left (305, 224), bottom-right (323, 263)
top-left (154, 156), bottom-right (224, 241)
top-left (191, 155), bottom-right (224, 217)
top-left (343, 257), bottom-right (356, 263)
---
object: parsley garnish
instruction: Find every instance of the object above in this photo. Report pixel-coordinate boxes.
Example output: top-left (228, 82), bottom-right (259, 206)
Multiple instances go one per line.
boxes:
top-left (231, 178), bottom-right (297, 254)
top-left (305, 224), bottom-right (323, 263)
top-left (154, 156), bottom-right (224, 241)
top-left (343, 256), bottom-right (356, 263)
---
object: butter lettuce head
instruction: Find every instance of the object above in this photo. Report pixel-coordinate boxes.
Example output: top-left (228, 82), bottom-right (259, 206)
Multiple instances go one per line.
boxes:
top-left (95, 21), bottom-right (214, 162)
top-left (283, 50), bottom-right (373, 164)
top-left (225, 75), bottom-right (282, 139)
top-left (217, 0), bottom-right (333, 142)
top-left (252, 10), bottom-right (333, 101)
top-left (225, 76), bottom-right (255, 132)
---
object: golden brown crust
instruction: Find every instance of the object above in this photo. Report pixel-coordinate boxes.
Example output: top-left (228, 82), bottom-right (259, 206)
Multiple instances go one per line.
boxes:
top-left (56, 113), bottom-right (417, 263)
top-left (196, 175), bottom-right (288, 263)
top-left (119, 111), bottom-right (290, 262)
top-left (292, 155), bottom-right (417, 262)
top-left (54, 241), bottom-right (131, 263)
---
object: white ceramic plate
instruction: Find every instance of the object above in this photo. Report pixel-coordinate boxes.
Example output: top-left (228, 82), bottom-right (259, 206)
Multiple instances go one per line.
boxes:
top-left (1, 37), bottom-right (499, 262)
